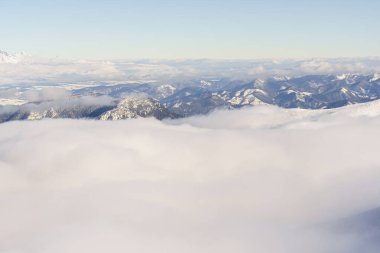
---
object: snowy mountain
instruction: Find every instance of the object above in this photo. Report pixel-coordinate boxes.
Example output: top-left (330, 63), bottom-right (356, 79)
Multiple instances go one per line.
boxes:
top-left (158, 74), bottom-right (380, 114)
top-left (0, 95), bottom-right (179, 123)
top-left (0, 50), bottom-right (27, 64)
top-left (2, 73), bottom-right (380, 122)
top-left (0, 103), bottom-right (113, 123)
top-left (100, 97), bottom-right (177, 120)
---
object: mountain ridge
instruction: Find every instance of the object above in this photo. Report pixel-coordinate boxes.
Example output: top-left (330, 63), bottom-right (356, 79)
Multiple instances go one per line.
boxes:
top-left (1, 72), bottom-right (380, 123)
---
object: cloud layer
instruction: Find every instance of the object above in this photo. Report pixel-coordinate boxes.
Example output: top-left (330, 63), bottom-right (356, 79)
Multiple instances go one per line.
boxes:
top-left (1, 52), bottom-right (380, 86)
top-left (1, 102), bottom-right (380, 252)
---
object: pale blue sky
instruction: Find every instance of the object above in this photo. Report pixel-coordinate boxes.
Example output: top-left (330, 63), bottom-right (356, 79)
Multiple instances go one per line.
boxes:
top-left (0, 0), bottom-right (379, 59)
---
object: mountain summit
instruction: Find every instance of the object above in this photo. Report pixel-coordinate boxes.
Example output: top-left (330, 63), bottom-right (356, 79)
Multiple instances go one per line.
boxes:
top-left (0, 50), bottom-right (28, 64)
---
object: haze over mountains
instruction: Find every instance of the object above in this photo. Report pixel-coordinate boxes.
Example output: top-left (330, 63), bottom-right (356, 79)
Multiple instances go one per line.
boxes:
top-left (1, 50), bottom-right (380, 123)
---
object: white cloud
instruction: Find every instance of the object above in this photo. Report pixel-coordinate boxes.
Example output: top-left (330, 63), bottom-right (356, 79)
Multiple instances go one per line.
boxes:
top-left (0, 57), bottom-right (124, 85)
top-left (2, 52), bottom-right (380, 86)
top-left (1, 101), bottom-right (380, 252)
top-left (299, 60), bottom-right (370, 74)
top-left (23, 87), bottom-right (70, 102)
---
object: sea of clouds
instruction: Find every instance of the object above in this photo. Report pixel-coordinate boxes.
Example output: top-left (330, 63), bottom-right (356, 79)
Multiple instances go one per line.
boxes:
top-left (1, 101), bottom-right (380, 252)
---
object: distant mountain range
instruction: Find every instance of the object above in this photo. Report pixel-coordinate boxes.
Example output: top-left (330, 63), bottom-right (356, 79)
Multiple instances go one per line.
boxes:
top-left (1, 71), bottom-right (380, 123)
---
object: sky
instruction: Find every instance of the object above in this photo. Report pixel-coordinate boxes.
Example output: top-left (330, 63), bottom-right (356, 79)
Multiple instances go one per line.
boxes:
top-left (0, 0), bottom-right (380, 59)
